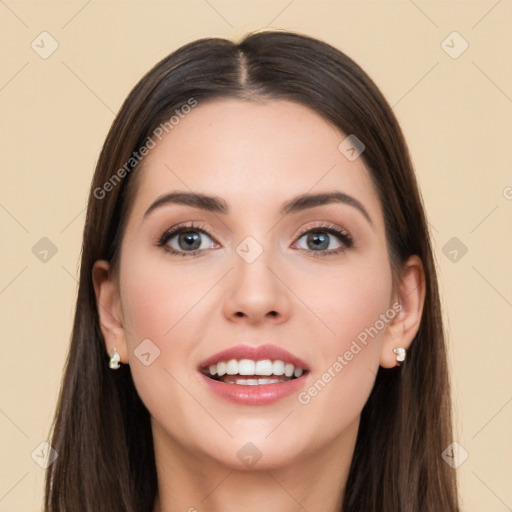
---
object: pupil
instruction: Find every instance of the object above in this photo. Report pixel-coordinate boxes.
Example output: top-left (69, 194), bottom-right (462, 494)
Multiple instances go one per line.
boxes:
top-left (179, 231), bottom-right (201, 250)
top-left (308, 232), bottom-right (329, 250)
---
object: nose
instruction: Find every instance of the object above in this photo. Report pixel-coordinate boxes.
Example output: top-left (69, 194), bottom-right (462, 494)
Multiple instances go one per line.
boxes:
top-left (222, 250), bottom-right (292, 326)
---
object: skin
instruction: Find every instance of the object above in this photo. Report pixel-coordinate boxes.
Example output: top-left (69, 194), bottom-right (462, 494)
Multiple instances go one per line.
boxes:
top-left (93, 98), bottom-right (425, 512)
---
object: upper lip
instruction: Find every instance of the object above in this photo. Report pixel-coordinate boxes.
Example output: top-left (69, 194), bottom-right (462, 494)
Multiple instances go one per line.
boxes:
top-left (199, 344), bottom-right (310, 371)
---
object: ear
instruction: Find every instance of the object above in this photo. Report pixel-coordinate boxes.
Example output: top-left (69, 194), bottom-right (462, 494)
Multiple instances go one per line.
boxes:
top-left (380, 255), bottom-right (426, 368)
top-left (92, 260), bottom-right (129, 365)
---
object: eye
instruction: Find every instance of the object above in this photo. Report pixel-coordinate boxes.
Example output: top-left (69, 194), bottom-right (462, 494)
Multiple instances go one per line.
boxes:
top-left (157, 223), bottom-right (219, 256)
top-left (156, 222), bottom-right (353, 258)
top-left (293, 224), bottom-right (353, 256)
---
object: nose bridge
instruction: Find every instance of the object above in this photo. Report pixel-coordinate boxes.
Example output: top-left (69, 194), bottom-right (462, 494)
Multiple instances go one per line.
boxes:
top-left (222, 232), bottom-right (291, 323)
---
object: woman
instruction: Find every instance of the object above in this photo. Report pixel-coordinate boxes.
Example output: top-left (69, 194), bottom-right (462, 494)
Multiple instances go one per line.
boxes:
top-left (44, 30), bottom-right (459, 511)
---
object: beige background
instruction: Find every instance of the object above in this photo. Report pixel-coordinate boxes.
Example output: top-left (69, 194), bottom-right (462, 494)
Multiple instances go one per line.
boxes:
top-left (1, 1), bottom-right (511, 510)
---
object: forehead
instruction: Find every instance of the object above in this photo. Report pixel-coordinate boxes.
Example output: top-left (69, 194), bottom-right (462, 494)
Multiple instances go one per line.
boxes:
top-left (129, 98), bottom-right (382, 223)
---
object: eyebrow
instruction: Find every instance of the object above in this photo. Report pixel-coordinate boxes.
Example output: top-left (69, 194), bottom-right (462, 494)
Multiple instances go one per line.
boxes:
top-left (144, 191), bottom-right (373, 225)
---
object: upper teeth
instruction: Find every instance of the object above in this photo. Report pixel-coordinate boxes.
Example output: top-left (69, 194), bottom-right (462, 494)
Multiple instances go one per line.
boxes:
top-left (208, 359), bottom-right (304, 378)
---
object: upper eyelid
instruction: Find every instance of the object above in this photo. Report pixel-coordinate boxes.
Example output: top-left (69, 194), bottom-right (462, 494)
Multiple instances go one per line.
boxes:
top-left (297, 221), bottom-right (350, 235)
top-left (158, 222), bottom-right (217, 244)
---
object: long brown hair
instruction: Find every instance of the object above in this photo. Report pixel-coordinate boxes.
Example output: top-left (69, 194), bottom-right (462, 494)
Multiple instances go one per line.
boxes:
top-left (44, 30), bottom-right (459, 511)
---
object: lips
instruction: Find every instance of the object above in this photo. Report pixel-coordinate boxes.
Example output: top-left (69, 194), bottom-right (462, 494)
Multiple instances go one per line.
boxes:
top-left (198, 344), bottom-right (310, 405)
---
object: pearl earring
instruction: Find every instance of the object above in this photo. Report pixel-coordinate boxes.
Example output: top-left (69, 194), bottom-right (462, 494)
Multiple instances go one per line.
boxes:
top-left (393, 347), bottom-right (406, 366)
top-left (109, 347), bottom-right (121, 369)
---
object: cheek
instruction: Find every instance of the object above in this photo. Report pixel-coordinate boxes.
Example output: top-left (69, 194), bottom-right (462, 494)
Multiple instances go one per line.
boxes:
top-left (293, 255), bottom-right (393, 421)
top-left (118, 255), bottom-right (210, 440)
top-left (117, 250), bottom-right (197, 372)
top-left (120, 254), bottom-right (204, 342)
top-left (301, 255), bottom-right (393, 353)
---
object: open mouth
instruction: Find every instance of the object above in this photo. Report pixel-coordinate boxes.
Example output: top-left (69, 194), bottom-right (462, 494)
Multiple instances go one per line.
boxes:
top-left (201, 359), bottom-right (308, 386)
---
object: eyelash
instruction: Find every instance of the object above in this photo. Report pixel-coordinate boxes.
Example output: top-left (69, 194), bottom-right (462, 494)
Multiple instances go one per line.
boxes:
top-left (155, 222), bottom-right (354, 258)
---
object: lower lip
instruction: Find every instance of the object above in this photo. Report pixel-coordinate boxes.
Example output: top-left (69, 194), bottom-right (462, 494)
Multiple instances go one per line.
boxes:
top-left (199, 373), bottom-right (308, 405)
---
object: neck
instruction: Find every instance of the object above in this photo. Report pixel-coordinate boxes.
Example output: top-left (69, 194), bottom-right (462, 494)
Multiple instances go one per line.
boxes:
top-left (151, 418), bottom-right (359, 512)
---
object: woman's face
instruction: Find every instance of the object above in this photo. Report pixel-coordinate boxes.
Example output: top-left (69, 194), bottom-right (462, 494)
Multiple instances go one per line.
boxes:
top-left (105, 98), bottom-right (399, 469)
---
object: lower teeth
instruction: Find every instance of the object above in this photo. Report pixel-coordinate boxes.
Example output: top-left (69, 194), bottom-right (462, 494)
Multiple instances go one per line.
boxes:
top-left (214, 375), bottom-right (294, 385)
